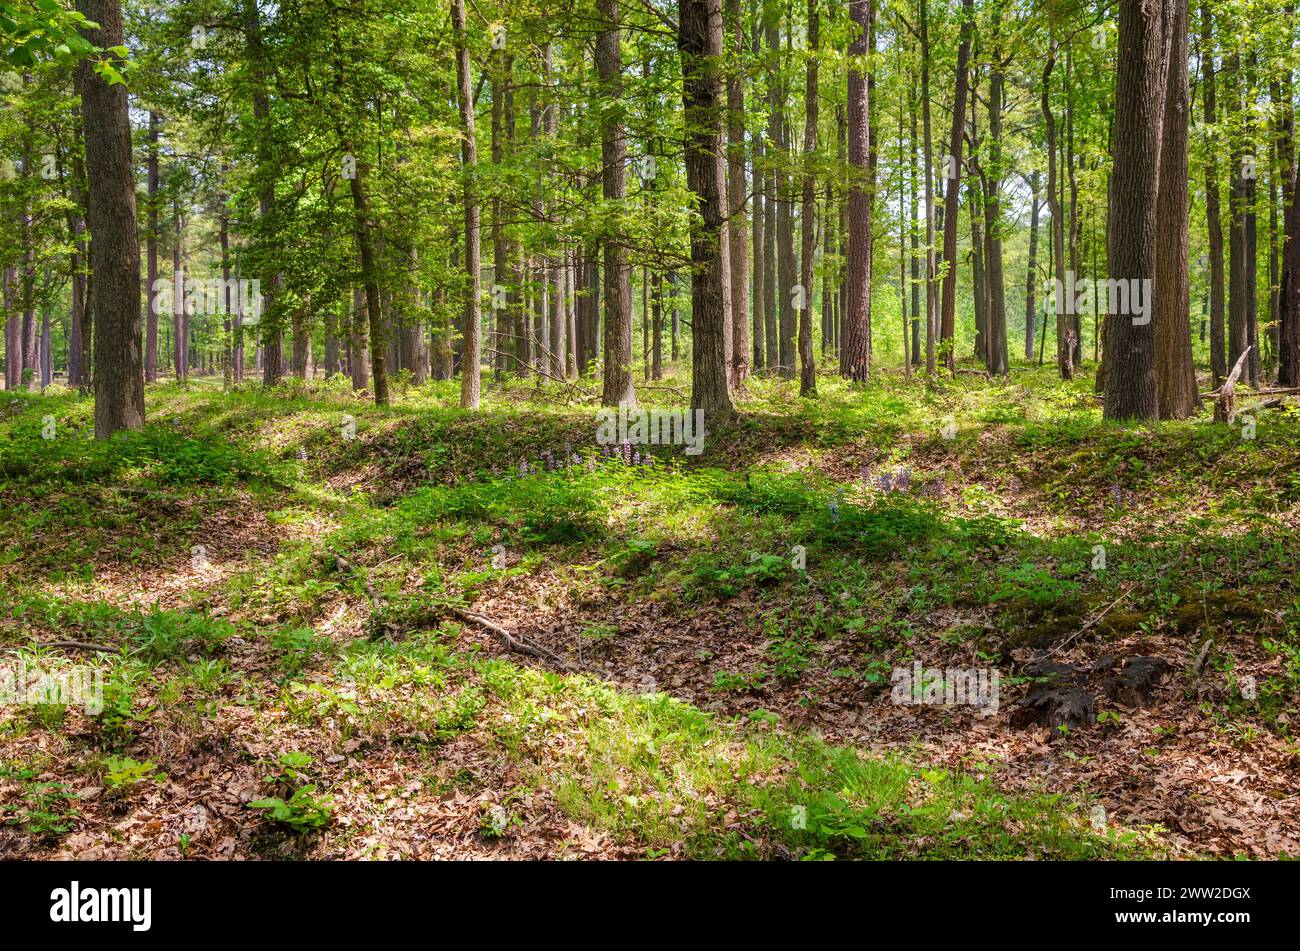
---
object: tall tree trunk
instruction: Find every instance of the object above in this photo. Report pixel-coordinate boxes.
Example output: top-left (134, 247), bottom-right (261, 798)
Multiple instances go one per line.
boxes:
top-left (680, 0), bottom-right (734, 420)
top-left (774, 18), bottom-right (794, 378)
top-left (1226, 52), bottom-right (1251, 381)
top-left (350, 287), bottom-right (369, 389)
top-left (220, 201), bottom-right (233, 388)
top-left (652, 270), bottom-right (664, 379)
top-left (3, 267), bottom-right (17, 389)
top-left (983, 66), bottom-right (1009, 375)
top-left (1103, 0), bottom-right (1170, 420)
top-left (726, 0), bottom-right (750, 386)
top-left (840, 0), bottom-right (872, 382)
top-left (1154, 0), bottom-right (1197, 418)
top-left (910, 89), bottom-right (921, 367)
top-left (920, 0), bottom-right (937, 376)
top-left (597, 0), bottom-right (635, 406)
top-left (798, 0), bottom-right (818, 396)
top-left (77, 0), bottom-right (144, 436)
top-left (1065, 50), bottom-right (1083, 366)
top-left (762, 8), bottom-right (779, 371)
top-left (146, 111), bottom-right (159, 383)
top-left (243, 0), bottom-right (281, 387)
top-left (1024, 171), bottom-right (1040, 360)
top-left (452, 0), bottom-right (478, 408)
top-left (750, 3), bottom-right (766, 372)
top-left (1200, 1), bottom-right (1228, 384)
top-left (1278, 43), bottom-right (1300, 385)
top-left (1043, 44), bottom-right (1073, 380)
top-left (937, 0), bottom-right (974, 374)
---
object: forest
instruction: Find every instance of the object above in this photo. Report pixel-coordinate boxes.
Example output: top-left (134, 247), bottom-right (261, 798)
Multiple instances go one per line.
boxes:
top-left (0, 0), bottom-right (1298, 866)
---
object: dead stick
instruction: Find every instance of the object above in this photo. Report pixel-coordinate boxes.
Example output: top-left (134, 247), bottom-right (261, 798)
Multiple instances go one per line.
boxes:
top-left (449, 607), bottom-right (571, 669)
top-left (1049, 583), bottom-right (1138, 656)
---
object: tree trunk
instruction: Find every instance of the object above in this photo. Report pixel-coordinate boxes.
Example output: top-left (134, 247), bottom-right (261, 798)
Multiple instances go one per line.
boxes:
top-left (1154, 0), bottom-right (1197, 418)
top-left (1024, 171), bottom-right (1040, 360)
top-left (920, 0), bottom-right (937, 376)
top-left (983, 67), bottom-right (1009, 375)
top-left (1226, 52), bottom-right (1251, 383)
top-left (840, 0), bottom-right (872, 382)
top-left (452, 0), bottom-right (478, 408)
top-left (1043, 45), bottom-right (1073, 380)
top-left (680, 0), bottom-right (734, 420)
top-left (726, 0), bottom-right (750, 387)
top-left (796, 0), bottom-right (819, 396)
top-left (1103, 0), bottom-right (1170, 420)
top-left (762, 9), bottom-right (779, 371)
top-left (1199, 1), bottom-right (1228, 384)
top-left (597, 0), bottom-right (635, 407)
top-left (146, 111), bottom-right (159, 383)
top-left (77, 0), bottom-right (144, 436)
top-left (938, 0), bottom-right (974, 374)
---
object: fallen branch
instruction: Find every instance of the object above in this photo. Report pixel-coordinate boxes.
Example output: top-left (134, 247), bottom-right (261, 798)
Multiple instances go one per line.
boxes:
top-left (1049, 583), bottom-right (1138, 657)
top-left (448, 607), bottom-right (572, 669)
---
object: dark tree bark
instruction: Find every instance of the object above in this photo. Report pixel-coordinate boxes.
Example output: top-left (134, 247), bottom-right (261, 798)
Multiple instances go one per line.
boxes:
top-left (937, 0), bottom-right (974, 374)
top-left (350, 287), bottom-right (369, 389)
top-left (172, 201), bottom-right (184, 380)
top-left (652, 270), bottom-right (664, 379)
top-left (919, 0), bottom-right (937, 375)
top-left (597, 0), bottom-right (635, 406)
top-left (1227, 52), bottom-right (1251, 383)
top-left (1279, 59), bottom-right (1300, 385)
top-left (3, 267), bottom-right (17, 389)
top-left (725, 0), bottom-right (749, 386)
top-left (840, 0), bottom-right (872, 382)
top-left (750, 4), bottom-right (766, 373)
top-left (1154, 0), bottom-right (1198, 418)
top-left (910, 90), bottom-right (921, 366)
top-left (452, 0), bottom-right (478, 409)
top-left (242, 0), bottom-right (282, 387)
top-left (1103, 0), bottom-right (1171, 420)
top-left (1043, 44), bottom-right (1073, 380)
top-left (983, 66), bottom-right (1009, 375)
top-left (77, 0), bottom-right (144, 435)
top-left (797, 0), bottom-right (818, 396)
top-left (1200, 1), bottom-right (1228, 384)
top-left (762, 9), bottom-right (779, 371)
top-left (1024, 171), bottom-right (1040, 361)
top-left (146, 111), bottom-right (159, 383)
top-left (774, 20), bottom-right (795, 378)
top-left (680, 0), bottom-right (734, 420)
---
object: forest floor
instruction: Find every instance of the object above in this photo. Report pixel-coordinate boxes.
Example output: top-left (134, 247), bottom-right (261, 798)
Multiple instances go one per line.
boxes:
top-left (2, 362), bottom-right (1298, 860)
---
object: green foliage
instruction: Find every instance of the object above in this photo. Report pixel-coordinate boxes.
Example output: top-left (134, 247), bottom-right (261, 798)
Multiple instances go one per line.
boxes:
top-left (248, 786), bottom-right (335, 831)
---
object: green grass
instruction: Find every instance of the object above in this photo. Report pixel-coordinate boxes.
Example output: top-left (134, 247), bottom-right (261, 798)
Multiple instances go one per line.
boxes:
top-left (3, 362), bottom-right (1297, 857)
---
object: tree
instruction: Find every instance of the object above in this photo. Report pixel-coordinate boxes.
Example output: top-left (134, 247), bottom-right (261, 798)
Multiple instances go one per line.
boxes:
top-left (937, 0), bottom-right (973, 375)
top-left (725, 0), bottom-right (750, 386)
top-left (840, 0), bottom-right (871, 382)
top-left (1154, 0), bottom-right (1197, 418)
top-left (680, 0), bottom-right (734, 420)
top-left (597, 0), bottom-right (635, 408)
top-left (1103, 0), bottom-right (1171, 420)
top-left (76, 0), bottom-right (143, 436)
top-left (452, 0), bottom-right (479, 410)
top-left (797, 0), bottom-right (817, 396)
